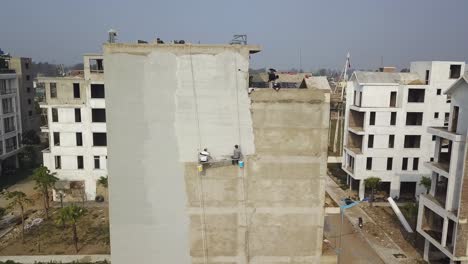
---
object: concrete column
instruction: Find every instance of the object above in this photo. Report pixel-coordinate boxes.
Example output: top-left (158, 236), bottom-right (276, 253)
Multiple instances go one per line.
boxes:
top-left (14, 155), bottom-right (19, 169)
top-left (359, 179), bottom-right (365, 200)
top-left (430, 172), bottom-right (437, 196)
top-left (441, 218), bottom-right (449, 247)
top-left (390, 180), bottom-right (400, 199)
top-left (85, 179), bottom-right (97, 201)
top-left (424, 239), bottom-right (430, 261)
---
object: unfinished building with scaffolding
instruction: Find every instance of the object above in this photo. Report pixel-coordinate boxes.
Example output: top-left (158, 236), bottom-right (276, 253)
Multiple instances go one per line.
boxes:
top-left (104, 42), bottom-right (332, 264)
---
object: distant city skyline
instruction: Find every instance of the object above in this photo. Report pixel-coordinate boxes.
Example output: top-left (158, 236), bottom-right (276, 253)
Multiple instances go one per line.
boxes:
top-left (1, 0), bottom-right (468, 71)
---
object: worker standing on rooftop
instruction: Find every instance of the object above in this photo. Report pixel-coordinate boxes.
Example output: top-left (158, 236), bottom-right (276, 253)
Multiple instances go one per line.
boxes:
top-left (231, 145), bottom-right (242, 165)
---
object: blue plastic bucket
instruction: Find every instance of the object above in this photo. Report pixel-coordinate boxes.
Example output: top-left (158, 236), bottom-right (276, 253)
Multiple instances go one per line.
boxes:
top-left (239, 160), bottom-right (244, 168)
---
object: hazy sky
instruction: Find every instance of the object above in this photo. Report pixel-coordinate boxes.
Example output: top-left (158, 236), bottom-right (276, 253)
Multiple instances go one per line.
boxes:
top-left (1, 0), bottom-right (468, 71)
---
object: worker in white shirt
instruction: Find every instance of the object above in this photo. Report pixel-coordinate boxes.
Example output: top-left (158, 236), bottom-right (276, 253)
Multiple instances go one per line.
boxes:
top-left (199, 148), bottom-right (211, 163)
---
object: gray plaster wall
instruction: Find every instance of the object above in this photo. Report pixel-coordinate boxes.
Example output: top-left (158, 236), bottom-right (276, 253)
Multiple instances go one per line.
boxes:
top-left (186, 89), bottom-right (329, 264)
top-left (104, 44), bottom-right (257, 264)
top-left (105, 43), bottom-right (328, 264)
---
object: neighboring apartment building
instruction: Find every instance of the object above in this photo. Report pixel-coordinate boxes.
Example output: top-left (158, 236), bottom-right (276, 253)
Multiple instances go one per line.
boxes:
top-left (8, 57), bottom-right (40, 133)
top-left (417, 73), bottom-right (468, 264)
top-left (0, 55), bottom-right (23, 172)
top-left (104, 43), bottom-right (331, 264)
top-left (38, 54), bottom-right (106, 201)
top-left (342, 61), bottom-right (465, 200)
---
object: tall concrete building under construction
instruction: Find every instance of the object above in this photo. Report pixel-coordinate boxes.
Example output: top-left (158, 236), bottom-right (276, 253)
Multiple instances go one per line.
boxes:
top-left (104, 42), bottom-right (331, 263)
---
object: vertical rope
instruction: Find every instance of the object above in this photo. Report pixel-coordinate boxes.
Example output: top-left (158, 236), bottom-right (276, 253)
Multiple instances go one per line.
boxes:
top-left (189, 46), bottom-right (208, 264)
top-left (234, 56), bottom-right (250, 262)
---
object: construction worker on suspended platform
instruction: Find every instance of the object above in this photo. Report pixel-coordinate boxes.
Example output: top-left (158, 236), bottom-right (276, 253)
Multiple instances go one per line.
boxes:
top-left (199, 148), bottom-right (212, 163)
top-left (231, 145), bottom-right (242, 165)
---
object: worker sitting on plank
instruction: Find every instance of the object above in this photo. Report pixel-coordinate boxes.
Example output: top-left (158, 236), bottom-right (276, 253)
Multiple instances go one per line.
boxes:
top-left (231, 145), bottom-right (242, 165)
top-left (199, 148), bottom-right (211, 163)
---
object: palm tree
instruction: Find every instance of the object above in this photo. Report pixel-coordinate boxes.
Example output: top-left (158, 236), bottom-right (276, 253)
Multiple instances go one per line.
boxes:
top-left (2, 191), bottom-right (33, 243)
top-left (97, 176), bottom-right (108, 201)
top-left (56, 204), bottom-right (87, 252)
top-left (364, 177), bottom-right (381, 207)
top-left (419, 176), bottom-right (432, 194)
top-left (32, 165), bottom-right (59, 218)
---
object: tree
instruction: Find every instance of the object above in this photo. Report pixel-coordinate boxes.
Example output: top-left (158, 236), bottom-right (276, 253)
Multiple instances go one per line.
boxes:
top-left (97, 176), bottom-right (108, 188)
top-left (364, 177), bottom-right (381, 206)
top-left (2, 191), bottom-right (33, 243)
top-left (97, 176), bottom-right (108, 201)
top-left (419, 176), bottom-right (432, 194)
top-left (56, 204), bottom-right (87, 252)
top-left (22, 129), bottom-right (40, 145)
top-left (32, 166), bottom-right (58, 218)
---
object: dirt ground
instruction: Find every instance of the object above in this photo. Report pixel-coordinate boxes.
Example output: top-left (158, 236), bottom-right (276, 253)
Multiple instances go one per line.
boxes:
top-left (0, 207), bottom-right (110, 255)
top-left (362, 205), bottom-right (425, 262)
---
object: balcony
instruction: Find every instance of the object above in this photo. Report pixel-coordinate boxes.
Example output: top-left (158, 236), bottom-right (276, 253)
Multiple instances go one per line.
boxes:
top-left (428, 127), bottom-right (465, 142)
top-left (40, 125), bottom-right (49, 133)
top-left (348, 109), bottom-right (364, 132)
top-left (345, 132), bottom-right (363, 154)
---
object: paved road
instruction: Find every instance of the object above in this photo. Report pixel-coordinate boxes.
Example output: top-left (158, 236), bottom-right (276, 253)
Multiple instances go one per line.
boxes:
top-left (324, 213), bottom-right (384, 264)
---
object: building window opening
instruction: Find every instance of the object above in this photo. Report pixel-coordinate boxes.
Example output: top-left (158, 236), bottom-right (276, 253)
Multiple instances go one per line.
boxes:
top-left (408, 89), bottom-right (425, 103)
top-left (50, 83), bottom-right (57, 98)
top-left (449, 65), bottom-right (461, 79)
top-left (94, 156), bottom-right (100, 169)
top-left (91, 84), bottom-right (105, 98)
top-left (404, 135), bottom-right (421, 148)
top-left (77, 156), bottom-right (84, 169)
top-left (92, 109), bottom-right (106, 122)
top-left (93, 133), bottom-right (107, 146)
top-left (406, 112), bottom-right (423, 126)
top-left (73, 83), bottom-right (80, 98)
top-left (90, 59), bottom-right (104, 73)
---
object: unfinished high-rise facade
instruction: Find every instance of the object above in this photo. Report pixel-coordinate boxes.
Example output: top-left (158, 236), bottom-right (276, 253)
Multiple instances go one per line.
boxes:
top-left (104, 42), bottom-right (331, 263)
top-left (38, 54), bottom-right (107, 201)
top-left (417, 73), bottom-right (468, 263)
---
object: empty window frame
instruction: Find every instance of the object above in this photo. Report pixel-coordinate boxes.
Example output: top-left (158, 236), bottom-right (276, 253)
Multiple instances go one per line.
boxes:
top-left (406, 112), bottom-right (423, 126)
top-left (369, 112), bottom-right (376, 126)
top-left (89, 59), bottom-right (104, 73)
top-left (2, 98), bottom-right (13, 114)
top-left (404, 135), bottom-right (421, 148)
top-left (388, 135), bottom-right (395, 148)
top-left (436, 89), bottom-right (442, 95)
top-left (366, 157), bottom-right (372, 170)
top-left (91, 84), bottom-right (105, 98)
top-left (434, 112), bottom-right (439, 119)
top-left (3, 117), bottom-right (15, 133)
top-left (77, 156), bottom-right (84, 169)
top-left (402, 157), bottom-right (408, 171)
top-left (444, 112), bottom-right (450, 126)
top-left (91, 109), bottom-right (106, 122)
top-left (413, 158), bottom-right (419, 171)
top-left (53, 132), bottom-right (60, 146)
top-left (94, 156), bottom-right (100, 169)
top-left (5, 136), bottom-right (17, 152)
top-left (93, 133), bottom-right (107, 146)
top-left (55, 156), bottom-right (61, 169)
top-left (76, 132), bottom-right (83, 146)
top-left (75, 108), bottom-right (81, 122)
top-left (73, 83), bottom-right (80, 98)
top-left (50, 83), bottom-right (57, 98)
top-left (408, 89), bottom-right (425, 103)
top-left (390, 91), bottom-right (397, 107)
top-left (449, 65), bottom-right (461, 79)
top-left (387, 158), bottom-right (393, 171)
top-left (368, 135), bottom-right (374, 148)
top-left (425, 70), bottom-right (430, 85)
top-left (52, 108), bottom-right (58, 122)
top-left (390, 112), bottom-right (397, 126)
